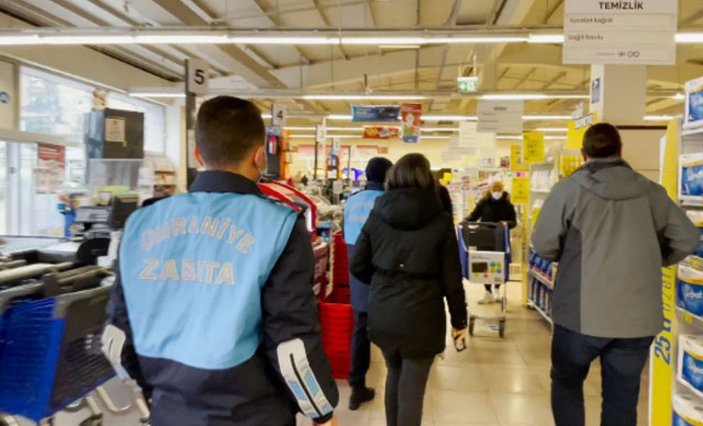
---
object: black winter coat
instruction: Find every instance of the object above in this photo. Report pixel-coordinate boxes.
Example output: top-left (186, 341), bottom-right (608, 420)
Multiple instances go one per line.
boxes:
top-left (350, 188), bottom-right (468, 358)
top-left (466, 192), bottom-right (517, 229)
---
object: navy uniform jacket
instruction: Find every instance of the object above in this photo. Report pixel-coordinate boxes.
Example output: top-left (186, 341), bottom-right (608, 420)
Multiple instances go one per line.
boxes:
top-left (343, 181), bottom-right (384, 312)
top-left (106, 171), bottom-right (338, 426)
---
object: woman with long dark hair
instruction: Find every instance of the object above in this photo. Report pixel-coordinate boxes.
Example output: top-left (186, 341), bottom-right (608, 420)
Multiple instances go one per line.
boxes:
top-left (350, 153), bottom-right (467, 426)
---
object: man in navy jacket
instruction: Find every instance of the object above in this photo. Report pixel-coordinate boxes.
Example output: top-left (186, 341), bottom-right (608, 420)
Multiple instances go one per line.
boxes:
top-left (106, 96), bottom-right (338, 426)
top-left (343, 157), bottom-right (392, 410)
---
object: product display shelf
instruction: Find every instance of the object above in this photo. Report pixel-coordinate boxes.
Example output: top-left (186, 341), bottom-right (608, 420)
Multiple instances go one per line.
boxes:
top-left (666, 113), bottom-right (703, 423)
top-left (527, 299), bottom-right (553, 326)
top-left (527, 269), bottom-right (554, 290)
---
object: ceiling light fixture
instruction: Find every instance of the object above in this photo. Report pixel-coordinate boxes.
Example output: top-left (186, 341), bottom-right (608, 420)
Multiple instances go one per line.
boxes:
top-left (528, 34), bottom-right (565, 44)
top-left (303, 94), bottom-right (426, 101)
top-left (340, 37), bottom-right (427, 46)
top-left (428, 36), bottom-right (528, 44)
top-left (481, 93), bottom-right (588, 100)
top-left (522, 115), bottom-right (573, 121)
top-left (379, 44), bottom-right (421, 49)
top-left (535, 128), bottom-right (569, 133)
top-left (644, 115), bottom-right (674, 121)
top-left (676, 33), bottom-right (703, 43)
top-left (130, 91), bottom-right (186, 98)
top-left (422, 115), bottom-right (478, 121)
top-left (230, 36), bottom-right (336, 45)
top-left (326, 114), bottom-right (354, 120)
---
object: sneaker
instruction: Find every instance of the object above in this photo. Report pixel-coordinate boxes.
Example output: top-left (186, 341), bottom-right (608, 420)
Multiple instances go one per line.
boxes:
top-left (349, 386), bottom-right (375, 410)
top-left (478, 291), bottom-right (496, 305)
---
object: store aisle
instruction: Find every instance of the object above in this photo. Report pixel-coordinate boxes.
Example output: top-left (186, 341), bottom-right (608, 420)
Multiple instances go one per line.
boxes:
top-left (299, 281), bottom-right (650, 426)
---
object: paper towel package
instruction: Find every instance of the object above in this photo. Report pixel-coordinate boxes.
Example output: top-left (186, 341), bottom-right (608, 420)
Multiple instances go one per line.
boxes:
top-left (687, 210), bottom-right (703, 258)
top-left (681, 153), bottom-right (703, 198)
top-left (678, 267), bottom-right (703, 318)
top-left (679, 335), bottom-right (703, 399)
top-left (673, 393), bottom-right (703, 426)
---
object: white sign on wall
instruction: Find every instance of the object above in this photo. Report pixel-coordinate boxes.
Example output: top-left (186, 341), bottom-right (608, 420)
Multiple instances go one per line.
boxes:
top-left (186, 58), bottom-right (210, 95)
top-left (477, 100), bottom-right (524, 134)
top-left (564, 0), bottom-right (677, 65)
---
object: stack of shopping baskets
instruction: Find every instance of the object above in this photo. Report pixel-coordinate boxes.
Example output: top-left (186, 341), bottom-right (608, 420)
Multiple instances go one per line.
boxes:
top-left (0, 264), bottom-right (114, 422)
top-left (319, 231), bottom-right (354, 379)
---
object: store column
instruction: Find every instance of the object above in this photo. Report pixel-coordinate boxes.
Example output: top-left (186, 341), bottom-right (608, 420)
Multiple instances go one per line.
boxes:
top-left (589, 65), bottom-right (647, 124)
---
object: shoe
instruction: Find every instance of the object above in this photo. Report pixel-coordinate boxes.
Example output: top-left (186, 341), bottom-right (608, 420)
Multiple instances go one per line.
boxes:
top-left (478, 291), bottom-right (496, 305)
top-left (349, 386), bottom-right (375, 410)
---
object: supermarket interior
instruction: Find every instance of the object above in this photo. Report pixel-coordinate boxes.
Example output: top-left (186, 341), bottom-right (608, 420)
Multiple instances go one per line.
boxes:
top-left (2, 0), bottom-right (703, 425)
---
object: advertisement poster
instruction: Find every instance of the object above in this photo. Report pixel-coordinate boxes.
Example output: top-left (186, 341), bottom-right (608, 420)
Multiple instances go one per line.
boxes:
top-left (35, 144), bottom-right (66, 194)
top-left (523, 131), bottom-right (545, 164)
top-left (511, 177), bottom-right (530, 205)
top-left (363, 126), bottom-right (400, 139)
top-left (351, 105), bottom-right (400, 122)
top-left (401, 103), bottom-right (422, 143)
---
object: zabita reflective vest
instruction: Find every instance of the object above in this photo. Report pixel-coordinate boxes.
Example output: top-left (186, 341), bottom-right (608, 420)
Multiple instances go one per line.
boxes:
top-left (119, 192), bottom-right (298, 370)
top-left (344, 189), bottom-right (383, 245)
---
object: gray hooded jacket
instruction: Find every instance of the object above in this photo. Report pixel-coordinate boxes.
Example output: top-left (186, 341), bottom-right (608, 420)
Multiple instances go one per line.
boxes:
top-left (532, 158), bottom-right (699, 338)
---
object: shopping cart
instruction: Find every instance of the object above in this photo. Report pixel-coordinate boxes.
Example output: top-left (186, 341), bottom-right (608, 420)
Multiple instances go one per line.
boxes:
top-left (0, 266), bottom-right (115, 423)
top-left (457, 222), bottom-right (511, 338)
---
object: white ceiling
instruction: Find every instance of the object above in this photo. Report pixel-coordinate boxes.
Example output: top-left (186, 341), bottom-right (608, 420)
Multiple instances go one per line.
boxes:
top-left (0, 0), bottom-right (702, 121)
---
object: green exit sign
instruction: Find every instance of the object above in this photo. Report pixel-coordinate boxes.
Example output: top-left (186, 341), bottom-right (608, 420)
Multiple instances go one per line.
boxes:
top-left (457, 76), bottom-right (479, 93)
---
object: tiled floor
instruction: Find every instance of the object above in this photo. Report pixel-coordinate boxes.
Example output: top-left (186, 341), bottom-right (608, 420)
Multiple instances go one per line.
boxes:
top-left (298, 281), bottom-right (650, 426)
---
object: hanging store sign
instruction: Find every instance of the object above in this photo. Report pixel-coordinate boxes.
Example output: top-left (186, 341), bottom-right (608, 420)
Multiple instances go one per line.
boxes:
top-left (510, 145), bottom-right (528, 172)
top-left (186, 58), bottom-right (210, 95)
top-left (351, 105), bottom-right (400, 122)
top-left (563, 0), bottom-right (677, 65)
top-left (566, 112), bottom-right (598, 150)
top-left (363, 126), bottom-right (400, 139)
top-left (272, 104), bottom-right (287, 127)
top-left (35, 144), bottom-right (66, 194)
top-left (523, 131), bottom-right (546, 164)
top-left (477, 100), bottom-right (524, 134)
top-left (401, 103), bottom-right (422, 143)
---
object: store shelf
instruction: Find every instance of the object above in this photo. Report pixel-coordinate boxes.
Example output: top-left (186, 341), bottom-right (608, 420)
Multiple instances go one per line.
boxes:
top-left (529, 269), bottom-right (554, 290)
top-left (527, 299), bottom-right (553, 325)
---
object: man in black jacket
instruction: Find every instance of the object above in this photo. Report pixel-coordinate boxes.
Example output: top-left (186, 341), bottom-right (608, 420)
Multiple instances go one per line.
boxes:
top-left (106, 96), bottom-right (338, 426)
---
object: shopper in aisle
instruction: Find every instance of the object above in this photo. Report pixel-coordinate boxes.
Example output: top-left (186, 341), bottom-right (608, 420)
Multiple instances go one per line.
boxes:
top-left (437, 183), bottom-right (453, 216)
top-left (343, 156), bottom-right (393, 411)
top-left (532, 123), bottom-right (699, 426)
top-left (106, 96), bottom-right (339, 426)
top-left (350, 153), bottom-right (467, 426)
top-left (464, 180), bottom-right (517, 304)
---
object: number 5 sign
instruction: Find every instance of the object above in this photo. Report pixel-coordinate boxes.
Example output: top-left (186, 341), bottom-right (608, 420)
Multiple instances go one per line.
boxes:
top-left (186, 58), bottom-right (210, 95)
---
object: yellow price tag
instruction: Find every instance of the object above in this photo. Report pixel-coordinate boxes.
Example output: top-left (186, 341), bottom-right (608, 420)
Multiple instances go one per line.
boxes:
top-left (510, 145), bottom-right (528, 172)
top-left (512, 177), bottom-right (530, 205)
top-left (523, 132), bottom-right (545, 164)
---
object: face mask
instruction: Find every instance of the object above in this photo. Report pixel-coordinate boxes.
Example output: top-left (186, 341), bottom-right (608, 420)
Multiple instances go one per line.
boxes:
top-left (491, 191), bottom-right (502, 200)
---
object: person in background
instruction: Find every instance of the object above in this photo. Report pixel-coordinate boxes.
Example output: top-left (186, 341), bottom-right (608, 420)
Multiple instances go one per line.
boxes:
top-left (351, 153), bottom-right (467, 426)
top-left (465, 180), bottom-right (517, 304)
top-left (106, 96), bottom-right (339, 426)
top-left (437, 183), bottom-right (453, 216)
top-left (532, 123), bottom-right (699, 426)
top-left (343, 157), bottom-right (393, 410)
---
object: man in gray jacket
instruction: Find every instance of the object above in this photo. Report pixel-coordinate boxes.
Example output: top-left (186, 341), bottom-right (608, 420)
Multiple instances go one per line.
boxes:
top-left (532, 123), bottom-right (699, 426)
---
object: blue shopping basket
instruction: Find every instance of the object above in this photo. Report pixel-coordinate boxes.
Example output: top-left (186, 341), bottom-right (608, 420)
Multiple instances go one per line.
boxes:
top-left (0, 272), bottom-right (114, 421)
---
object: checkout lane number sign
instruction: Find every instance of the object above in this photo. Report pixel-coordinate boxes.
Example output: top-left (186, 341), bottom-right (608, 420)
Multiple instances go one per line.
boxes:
top-left (187, 58), bottom-right (210, 95)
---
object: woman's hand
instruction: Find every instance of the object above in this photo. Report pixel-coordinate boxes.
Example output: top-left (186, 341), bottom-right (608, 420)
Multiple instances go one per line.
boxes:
top-left (451, 328), bottom-right (468, 351)
top-left (315, 417), bottom-right (339, 426)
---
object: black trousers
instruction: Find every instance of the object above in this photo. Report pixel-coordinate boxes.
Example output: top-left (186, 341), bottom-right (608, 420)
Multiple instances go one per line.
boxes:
top-left (382, 350), bottom-right (433, 426)
top-left (551, 325), bottom-right (653, 426)
top-left (349, 311), bottom-right (371, 388)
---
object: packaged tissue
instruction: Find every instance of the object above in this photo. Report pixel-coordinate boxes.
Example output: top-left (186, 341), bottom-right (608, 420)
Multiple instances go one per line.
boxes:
top-left (681, 153), bottom-right (703, 197)
top-left (687, 210), bottom-right (703, 259)
top-left (679, 335), bottom-right (703, 398)
top-left (678, 266), bottom-right (703, 317)
top-left (673, 393), bottom-right (703, 426)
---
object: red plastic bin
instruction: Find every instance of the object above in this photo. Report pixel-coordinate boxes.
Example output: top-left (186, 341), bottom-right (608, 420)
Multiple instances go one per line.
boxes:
top-left (331, 232), bottom-right (349, 287)
top-left (318, 287), bottom-right (354, 379)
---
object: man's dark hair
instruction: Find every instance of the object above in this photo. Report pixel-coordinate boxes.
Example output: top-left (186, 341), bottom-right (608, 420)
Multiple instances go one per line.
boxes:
top-left (195, 96), bottom-right (265, 167)
top-left (387, 153), bottom-right (436, 191)
top-left (365, 157), bottom-right (393, 184)
top-left (582, 123), bottom-right (622, 158)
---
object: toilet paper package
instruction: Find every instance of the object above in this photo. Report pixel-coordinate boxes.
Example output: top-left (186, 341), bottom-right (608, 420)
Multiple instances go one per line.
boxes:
top-left (687, 210), bottom-right (703, 258)
top-left (678, 335), bottom-right (703, 399)
top-left (681, 153), bottom-right (703, 198)
top-left (673, 393), bottom-right (703, 426)
top-left (677, 266), bottom-right (703, 318)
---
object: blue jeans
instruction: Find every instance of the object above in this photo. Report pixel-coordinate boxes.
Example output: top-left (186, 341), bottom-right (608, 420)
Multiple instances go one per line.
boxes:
top-left (551, 325), bottom-right (653, 426)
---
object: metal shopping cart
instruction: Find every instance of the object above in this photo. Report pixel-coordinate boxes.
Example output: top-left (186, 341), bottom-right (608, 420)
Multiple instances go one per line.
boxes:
top-left (457, 222), bottom-right (511, 338)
